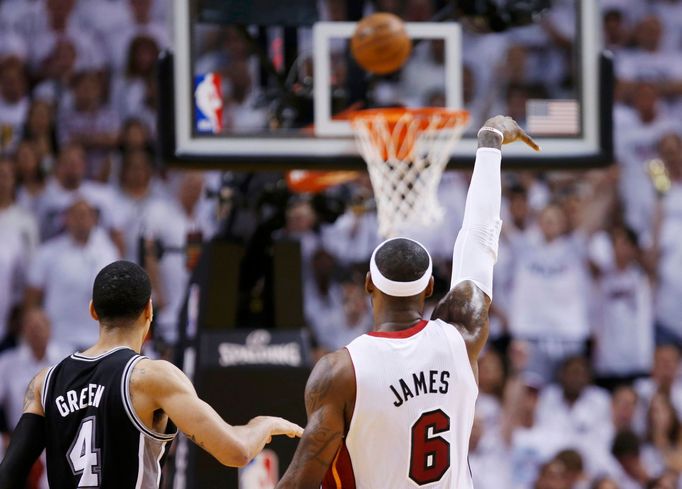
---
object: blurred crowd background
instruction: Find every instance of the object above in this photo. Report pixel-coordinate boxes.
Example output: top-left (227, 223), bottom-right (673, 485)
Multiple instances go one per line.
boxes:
top-left (0, 0), bottom-right (682, 488)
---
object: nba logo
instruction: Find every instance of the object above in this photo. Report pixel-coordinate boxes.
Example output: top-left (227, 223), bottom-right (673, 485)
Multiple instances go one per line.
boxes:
top-left (194, 73), bottom-right (223, 134)
top-left (238, 450), bottom-right (279, 489)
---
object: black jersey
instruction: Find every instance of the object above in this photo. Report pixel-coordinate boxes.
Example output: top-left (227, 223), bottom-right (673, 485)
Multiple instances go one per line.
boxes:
top-left (42, 347), bottom-right (177, 489)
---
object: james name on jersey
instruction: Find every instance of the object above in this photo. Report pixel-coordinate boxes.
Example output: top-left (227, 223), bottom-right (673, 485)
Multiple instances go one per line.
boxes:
top-left (54, 383), bottom-right (105, 417)
top-left (389, 369), bottom-right (450, 407)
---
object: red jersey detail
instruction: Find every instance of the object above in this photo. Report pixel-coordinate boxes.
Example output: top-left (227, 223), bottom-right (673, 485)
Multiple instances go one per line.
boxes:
top-left (322, 441), bottom-right (356, 489)
top-left (367, 319), bottom-right (429, 339)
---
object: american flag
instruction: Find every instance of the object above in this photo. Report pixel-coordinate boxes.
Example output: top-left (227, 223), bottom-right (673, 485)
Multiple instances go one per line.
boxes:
top-left (526, 99), bottom-right (580, 135)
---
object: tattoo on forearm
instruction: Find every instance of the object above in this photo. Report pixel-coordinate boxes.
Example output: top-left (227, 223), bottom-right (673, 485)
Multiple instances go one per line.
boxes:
top-left (279, 355), bottom-right (345, 486)
top-left (300, 418), bottom-right (342, 467)
top-left (23, 374), bottom-right (37, 412)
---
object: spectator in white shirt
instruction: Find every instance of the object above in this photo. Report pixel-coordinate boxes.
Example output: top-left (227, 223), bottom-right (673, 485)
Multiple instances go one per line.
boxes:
top-left (652, 133), bottom-right (682, 346)
top-left (603, 9), bottom-right (632, 55)
top-left (104, 0), bottom-right (170, 73)
top-left (32, 37), bottom-right (77, 106)
top-left (36, 143), bottom-right (124, 249)
top-left (275, 197), bottom-right (322, 280)
top-left (24, 0), bottom-right (104, 74)
top-left (536, 356), bottom-right (612, 443)
top-left (641, 392), bottom-right (682, 479)
top-left (582, 385), bottom-right (643, 474)
top-left (635, 346), bottom-right (682, 425)
top-left (0, 308), bottom-right (63, 431)
top-left (468, 412), bottom-right (512, 489)
top-left (304, 250), bottom-right (371, 356)
top-left (507, 203), bottom-right (593, 379)
top-left (111, 35), bottom-right (160, 135)
top-left (25, 199), bottom-right (119, 352)
top-left (141, 172), bottom-right (216, 346)
top-left (57, 71), bottom-right (120, 180)
top-left (592, 225), bottom-right (655, 385)
top-left (0, 229), bottom-right (25, 343)
top-left (14, 140), bottom-right (46, 216)
top-left (616, 87), bottom-right (680, 236)
top-left (21, 100), bottom-right (58, 171)
top-left (0, 58), bottom-right (29, 154)
top-left (322, 184), bottom-right (380, 267)
top-left (0, 159), bottom-right (34, 339)
top-left (0, 156), bottom-right (38, 253)
top-left (477, 348), bottom-right (506, 429)
top-left (116, 148), bottom-right (164, 262)
top-left (616, 15), bottom-right (682, 99)
top-left (501, 373), bottom-right (573, 488)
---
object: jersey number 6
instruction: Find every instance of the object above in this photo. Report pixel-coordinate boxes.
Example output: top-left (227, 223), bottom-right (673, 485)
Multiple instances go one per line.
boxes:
top-left (409, 409), bottom-right (451, 485)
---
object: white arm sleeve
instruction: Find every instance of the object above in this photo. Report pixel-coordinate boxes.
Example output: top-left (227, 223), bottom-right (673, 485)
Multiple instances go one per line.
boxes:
top-left (450, 148), bottom-right (503, 299)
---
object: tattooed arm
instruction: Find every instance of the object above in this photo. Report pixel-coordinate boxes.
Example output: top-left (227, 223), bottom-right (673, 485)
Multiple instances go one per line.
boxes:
top-left (130, 359), bottom-right (302, 467)
top-left (431, 281), bottom-right (491, 379)
top-left (277, 350), bottom-right (355, 489)
top-left (432, 116), bottom-right (538, 379)
top-left (0, 369), bottom-right (48, 488)
top-left (22, 368), bottom-right (47, 416)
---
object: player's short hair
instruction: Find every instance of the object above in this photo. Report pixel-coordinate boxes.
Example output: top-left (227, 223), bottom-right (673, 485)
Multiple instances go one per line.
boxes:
top-left (92, 261), bottom-right (151, 327)
top-left (374, 238), bottom-right (430, 283)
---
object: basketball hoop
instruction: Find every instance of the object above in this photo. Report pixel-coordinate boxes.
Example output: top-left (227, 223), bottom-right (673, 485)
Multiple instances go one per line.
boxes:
top-left (349, 108), bottom-right (469, 238)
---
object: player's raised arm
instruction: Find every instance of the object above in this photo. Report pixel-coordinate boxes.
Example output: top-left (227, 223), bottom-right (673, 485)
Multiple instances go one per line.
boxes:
top-left (131, 358), bottom-right (303, 467)
top-left (432, 116), bottom-right (538, 372)
top-left (0, 368), bottom-right (48, 488)
top-left (276, 350), bottom-right (354, 489)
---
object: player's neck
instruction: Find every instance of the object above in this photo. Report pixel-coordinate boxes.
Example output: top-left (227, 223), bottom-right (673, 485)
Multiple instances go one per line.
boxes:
top-left (373, 309), bottom-right (423, 333)
top-left (83, 326), bottom-right (146, 355)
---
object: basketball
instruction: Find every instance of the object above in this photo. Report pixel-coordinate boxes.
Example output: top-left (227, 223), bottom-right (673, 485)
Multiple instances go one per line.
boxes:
top-left (351, 13), bottom-right (412, 75)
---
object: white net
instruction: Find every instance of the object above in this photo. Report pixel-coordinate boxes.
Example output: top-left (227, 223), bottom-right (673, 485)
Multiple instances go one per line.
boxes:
top-left (351, 109), bottom-right (469, 238)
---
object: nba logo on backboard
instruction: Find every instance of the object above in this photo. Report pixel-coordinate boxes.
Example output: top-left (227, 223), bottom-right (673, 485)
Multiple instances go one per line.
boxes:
top-left (238, 449), bottom-right (279, 489)
top-left (194, 73), bottom-right (223, 134)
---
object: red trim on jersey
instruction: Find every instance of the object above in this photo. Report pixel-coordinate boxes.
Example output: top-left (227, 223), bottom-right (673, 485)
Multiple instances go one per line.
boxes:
top-left (322, 441), bottom-right (356, 489)
top-left (367, 319), bottom-right (429, 339)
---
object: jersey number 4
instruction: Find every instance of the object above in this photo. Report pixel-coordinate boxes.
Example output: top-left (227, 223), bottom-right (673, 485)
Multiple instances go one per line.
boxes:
top-left (67, 416), bottom-right (102, 487)
top-left (409, 409), bottom-right (451, 485)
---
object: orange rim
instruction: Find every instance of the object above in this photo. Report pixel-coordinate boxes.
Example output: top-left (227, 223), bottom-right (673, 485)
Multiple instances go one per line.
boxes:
top-left (349, 107), bottom-right (469, 160)
top-left (349, 107), bottom-right (469, 128)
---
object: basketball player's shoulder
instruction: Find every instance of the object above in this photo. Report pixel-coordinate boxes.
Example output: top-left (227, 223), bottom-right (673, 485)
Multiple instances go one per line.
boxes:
top-left (129, 358), bottom-right (194, 399)
top-left (304, 349), bottom-right (355, 412)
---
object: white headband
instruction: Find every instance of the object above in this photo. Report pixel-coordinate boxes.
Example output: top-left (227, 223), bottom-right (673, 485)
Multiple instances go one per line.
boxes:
top-left (369, 238), bottom-right (433, 297)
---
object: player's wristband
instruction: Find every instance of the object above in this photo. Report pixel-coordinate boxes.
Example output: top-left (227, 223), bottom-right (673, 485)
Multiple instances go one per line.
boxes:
top-left (477, 126), bottom-right (504, 142)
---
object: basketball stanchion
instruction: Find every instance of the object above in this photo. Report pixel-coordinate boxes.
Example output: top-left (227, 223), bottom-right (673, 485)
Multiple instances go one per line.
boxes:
top-left (349, 108), bottom-right (469, 238)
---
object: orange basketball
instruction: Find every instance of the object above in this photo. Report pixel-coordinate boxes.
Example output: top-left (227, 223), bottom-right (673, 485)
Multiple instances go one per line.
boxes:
top-left (351, 13), bottom-right (412, 75)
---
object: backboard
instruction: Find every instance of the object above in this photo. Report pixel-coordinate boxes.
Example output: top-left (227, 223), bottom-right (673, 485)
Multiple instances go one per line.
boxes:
top-left (160, 0), bottom-right (612, 170)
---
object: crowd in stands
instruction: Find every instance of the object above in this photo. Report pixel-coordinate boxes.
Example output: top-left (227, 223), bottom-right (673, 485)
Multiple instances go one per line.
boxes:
top-left (1, 0), bottom-right (682, 488)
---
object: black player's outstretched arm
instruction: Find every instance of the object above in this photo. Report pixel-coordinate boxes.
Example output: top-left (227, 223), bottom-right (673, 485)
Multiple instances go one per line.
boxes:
top-left (0, 369), bottom-right (48, 489)
top-left (432, 116), bottom-right (538, 377)
top-left (276, 350), bottom-right (355, 489)
top-left (130, 359), bottom-right (302, 467)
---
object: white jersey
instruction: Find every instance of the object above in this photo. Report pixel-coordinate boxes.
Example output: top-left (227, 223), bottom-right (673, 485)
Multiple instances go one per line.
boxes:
top-left (332, 319), bottom-right (478, 489)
